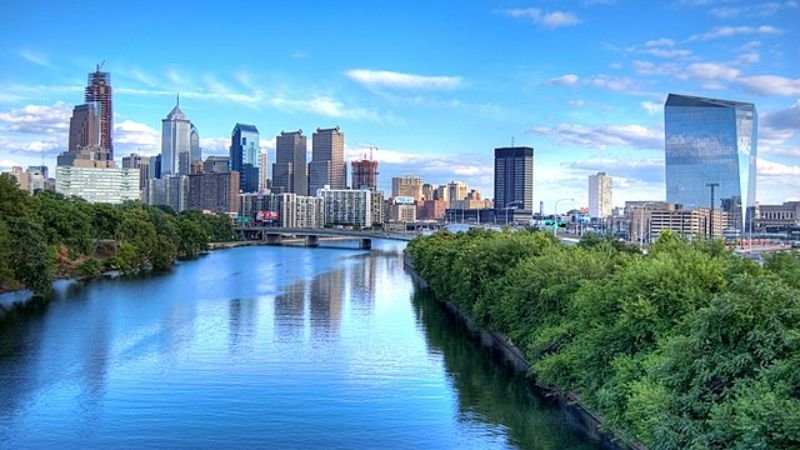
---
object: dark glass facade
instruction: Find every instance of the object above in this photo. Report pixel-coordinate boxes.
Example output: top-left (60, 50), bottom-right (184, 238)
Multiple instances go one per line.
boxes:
top-left (494, 146), bottom-right (534, 213)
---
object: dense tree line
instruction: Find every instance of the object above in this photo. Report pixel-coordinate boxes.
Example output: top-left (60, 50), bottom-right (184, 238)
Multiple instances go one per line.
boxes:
top-left (0, 173), bottom-right (236, 295)
top-left (406, 229), bottom-right (800, 450)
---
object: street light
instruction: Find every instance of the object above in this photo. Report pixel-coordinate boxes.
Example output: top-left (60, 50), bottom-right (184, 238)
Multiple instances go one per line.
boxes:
top-left (554, 198), bottom-right (575, 236)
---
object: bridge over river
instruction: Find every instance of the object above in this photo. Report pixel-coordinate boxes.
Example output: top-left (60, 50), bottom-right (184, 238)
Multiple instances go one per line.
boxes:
top-left (234, 226), bottom-right (416, 249)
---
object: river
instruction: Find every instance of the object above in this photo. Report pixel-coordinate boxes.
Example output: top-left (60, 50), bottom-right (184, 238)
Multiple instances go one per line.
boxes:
top-left (0, 241), bottom-right (599, 449)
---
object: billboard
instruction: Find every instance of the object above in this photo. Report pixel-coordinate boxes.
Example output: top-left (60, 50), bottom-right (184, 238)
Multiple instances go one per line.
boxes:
top-left (256, 210), bottom-right (280, 223)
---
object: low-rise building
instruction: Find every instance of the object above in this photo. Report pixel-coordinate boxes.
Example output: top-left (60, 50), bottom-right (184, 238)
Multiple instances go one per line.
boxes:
top-left (757, 201), bottom-right (800, 232)
top-left (240, 192), bottom-right (324, 228)
top-left (648, 207), bottom-right (727, 241)
top-left (55, 166), bottom-right (140, 204)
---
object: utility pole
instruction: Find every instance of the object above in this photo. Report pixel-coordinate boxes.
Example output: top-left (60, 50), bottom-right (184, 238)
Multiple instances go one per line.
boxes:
top-left (706, 182), bottom-right (719, 239)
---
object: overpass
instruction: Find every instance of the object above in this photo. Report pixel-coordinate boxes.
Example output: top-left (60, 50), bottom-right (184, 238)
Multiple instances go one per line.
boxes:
top-left (234, 226), bottom-right (416, 249)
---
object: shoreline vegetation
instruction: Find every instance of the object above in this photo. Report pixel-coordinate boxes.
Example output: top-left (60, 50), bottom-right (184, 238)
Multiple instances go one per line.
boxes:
top-left (0, 173), bottom-right (236, 297)
top-left (405, 228), bottom-right (800, 450)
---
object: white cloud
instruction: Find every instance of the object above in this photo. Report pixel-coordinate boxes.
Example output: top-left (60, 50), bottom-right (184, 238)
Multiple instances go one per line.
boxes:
top-left (644, 38), bottom-right (676, 47)
top-left (345, 69), bottom-right (462, 90)
top-left (0, 102), bottom-right (72, 134)
top-left (687, 25), bottom-right (782, 42)
top-left (685, 62), bottom-right (740, 80)
top-left (270, 96), bottom-right (393, 123)
top-left (738, 75), bottom-right (800, 96)
top-left (708, 1), bottom-right (798, 19)
top-left (114, 120), bottom-right (160, 156)
top-left (199, 137), bottom-right (230, 156)
top-left (18, 49), bottom-right (52, 68)
top-left (499, 8), bottom-right (580, 28)
top-left (531, 123), bottom-right (663, 150)
top-left (641, 101), bottom-right (662, 114)
top-left (587, 74), bottom-right (636, 91)
top-left (547, 74), bottom-right (580, 85)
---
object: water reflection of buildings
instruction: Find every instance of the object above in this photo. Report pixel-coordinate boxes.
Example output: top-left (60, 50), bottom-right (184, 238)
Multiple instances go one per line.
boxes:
top-left (228, 298), bottom-right (258, 354)
top-left (309, 268), bottom-right (344, 338)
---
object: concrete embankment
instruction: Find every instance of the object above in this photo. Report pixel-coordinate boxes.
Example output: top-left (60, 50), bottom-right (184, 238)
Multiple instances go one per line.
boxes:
top-left (403, 254), bottom-right (644, 450)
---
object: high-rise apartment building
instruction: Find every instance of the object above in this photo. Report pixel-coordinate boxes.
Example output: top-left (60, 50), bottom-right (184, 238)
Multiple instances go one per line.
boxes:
top-left (146, 175), bottom-right (188, 212)
top-left (187, 171), bottom-right (240, 214)
top-left (272, 130), bottom-right (308, 195)
top-left (229, 123), bottom-right (260, 193)
top-left (160, 97), bottom-right (192, 177)
top-left (391, 176), bottom-right (423, 200)
top-left (309, 127), bottom-right (346, 195)
top-left (665, 94), bottom-right (757, 232)
top-left (588, 172), bottom-right (613, 218)
top-left (422, 183), bottom-right (435, 201)
top-left (85, 65), bottom-right (113, 159)
top-left (494, 146), bottom-right (534, 212)
top-left (320, 188), bottom-right (382, 228)
top-left (434, 185), bottom-right (449, 206)
top-left (351, 159), bottom-right (379, 190)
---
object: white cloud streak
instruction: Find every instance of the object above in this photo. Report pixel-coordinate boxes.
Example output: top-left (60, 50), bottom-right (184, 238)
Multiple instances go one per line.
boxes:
top-left (498, 8), bottom-right (580, 28)
top-left (345, 69), bottom-right (462, 90)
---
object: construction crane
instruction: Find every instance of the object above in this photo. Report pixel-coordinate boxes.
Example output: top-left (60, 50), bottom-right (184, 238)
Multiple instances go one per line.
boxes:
top-left (96, 60), bottom-right (106, 72)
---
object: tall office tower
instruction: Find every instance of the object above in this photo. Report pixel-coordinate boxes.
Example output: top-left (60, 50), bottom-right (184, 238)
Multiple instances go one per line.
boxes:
top-left (272, 130), bottom-right (307, 195)
top-left (422, 183), bottom-right (434, 201)
top-left (190, 124), bottom-right (201, 163)
top-left (160, 96), bottom-right (192, 177)
top-left (494, 146), bottom-right (534, 211)
top-left (149, 154), bottom-right (162, 180)
top-left (588, 171), bottom-right (613, 218)
top-left (67, 103), bottom-right (100, 152)
top-left (58, 103), bottom-right (106, 166)
top-left (309, 127), bottom-right (346, 195)
top-left (351, 159), bottom-right (379, 190)
top-left (664, 94), bottom-right (757, 231)
top-left (447, 180), bottom-right (469, 203)
top-left (85, 64), bottom-right (113, 159)
top-left (230, 123), bottom-right (260, 192)
top-left (392, 176), bottom-right (424, 200)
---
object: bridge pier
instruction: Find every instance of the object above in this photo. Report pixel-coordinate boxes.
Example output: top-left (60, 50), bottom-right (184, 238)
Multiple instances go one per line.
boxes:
top-left (305, 235), bottom-right (320, 248)
top-left (265, 233), bottom-right (282, 245)
top-left (359, 238), bottom-right (372, 250)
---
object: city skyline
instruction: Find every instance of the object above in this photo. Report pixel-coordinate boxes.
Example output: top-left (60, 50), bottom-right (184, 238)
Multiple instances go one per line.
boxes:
top-left (0, 0), bottom-right (798, 207)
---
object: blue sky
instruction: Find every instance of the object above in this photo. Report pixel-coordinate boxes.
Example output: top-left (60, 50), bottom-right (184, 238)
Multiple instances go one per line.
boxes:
top-left (1, 0), bottom-right (798, 208)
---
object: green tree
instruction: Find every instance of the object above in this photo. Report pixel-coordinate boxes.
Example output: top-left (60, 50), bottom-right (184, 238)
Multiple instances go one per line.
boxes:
top-left (5, 216), bottom-right (53, 295)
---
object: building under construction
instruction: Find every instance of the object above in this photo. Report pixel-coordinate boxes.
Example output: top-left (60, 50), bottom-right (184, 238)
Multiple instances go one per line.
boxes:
top-left (351, 148), bottom-right (379, 190)
top-left (85, 63), bottom-right (114, 160)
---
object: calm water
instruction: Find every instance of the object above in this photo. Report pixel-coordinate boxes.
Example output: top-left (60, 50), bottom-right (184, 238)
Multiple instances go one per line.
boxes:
top-left (0, 241), bottom-right (598, 450)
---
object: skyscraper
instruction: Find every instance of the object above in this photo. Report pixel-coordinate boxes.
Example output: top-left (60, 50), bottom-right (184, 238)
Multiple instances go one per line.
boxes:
top-left (160, 96), bottom-right (192, 177)
top-left (588, 172), bottom-right (613, 218)
top-left (59, 103), bottom-right (107, 167)
top-left (85, 64), bottom-right (113, 159)
top-left (494, 146), bottom-right (534, 211)
top-left (230, 123), bottom-right (260, 192)
top-left (272, 130), bottom-right (308, 195)
top-left (309, 127), bottom-right (345, 195)
top-left (664, 93), bottom-right (757, 231)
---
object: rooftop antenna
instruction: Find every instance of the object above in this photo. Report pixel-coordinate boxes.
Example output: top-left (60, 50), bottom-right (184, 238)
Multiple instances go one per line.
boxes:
top-left (176, 92), bottom-right (180, 106)
top-left (511, 136), bottom-right (515, 147)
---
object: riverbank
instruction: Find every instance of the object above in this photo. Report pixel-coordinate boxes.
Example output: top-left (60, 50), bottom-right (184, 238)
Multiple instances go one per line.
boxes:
top-left (403, 253), bottom-right (642, 450)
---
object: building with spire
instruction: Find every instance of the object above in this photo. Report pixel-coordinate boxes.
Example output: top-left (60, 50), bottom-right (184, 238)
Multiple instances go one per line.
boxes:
top-left (160, 95), bottom-right (192, 177)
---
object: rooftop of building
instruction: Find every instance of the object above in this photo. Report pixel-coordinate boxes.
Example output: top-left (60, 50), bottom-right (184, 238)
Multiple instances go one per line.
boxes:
top-left (234, 123), bottom-right (259, 133)
top-left (665, 93), bottom-right (755, 110)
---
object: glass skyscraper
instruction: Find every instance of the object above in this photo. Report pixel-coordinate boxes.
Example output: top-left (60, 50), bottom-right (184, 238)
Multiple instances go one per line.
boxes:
top-left (664, 93), bottom-right (757, 232)
top-left (230, 123), bottom-right (260, 192)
